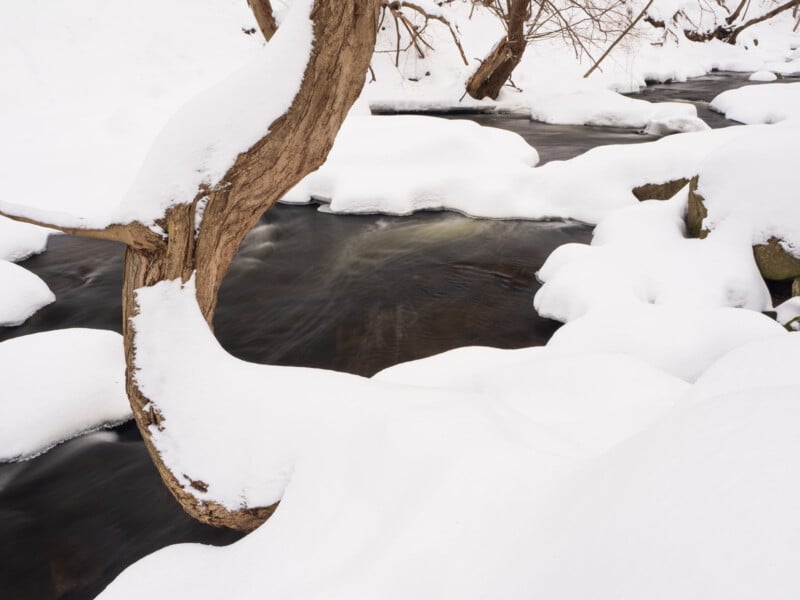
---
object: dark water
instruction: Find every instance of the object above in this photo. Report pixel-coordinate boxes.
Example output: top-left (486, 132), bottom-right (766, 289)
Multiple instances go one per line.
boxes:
top-left (1, 211), bottom-right (588, 375)
top-left (0, 73), bottom-right (777, 598)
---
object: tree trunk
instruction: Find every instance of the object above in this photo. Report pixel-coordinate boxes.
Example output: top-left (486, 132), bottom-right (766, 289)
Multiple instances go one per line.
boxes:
top-left (0, 0), bottom-right (379, 531)
top-left (466, 0), bottom-right (530, 100)
top-left (119, 0), bottom-right (381, 531)
top-left (248, 0), bottom-right (279, 41)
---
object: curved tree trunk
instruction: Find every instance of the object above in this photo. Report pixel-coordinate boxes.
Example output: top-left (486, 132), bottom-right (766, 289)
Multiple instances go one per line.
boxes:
top-left (120, 0), bottom-right (380, 531)
top-left (0, 0), bottom-right (381, 532)
top-left (466, 0), bottom-right (530, 100)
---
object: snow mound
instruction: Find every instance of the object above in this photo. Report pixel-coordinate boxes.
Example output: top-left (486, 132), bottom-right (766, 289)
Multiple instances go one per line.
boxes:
top-left (695, 120), bottom-right (800, 256)
top-left (710, 81), bottom-right (800, 123)
top-left (688, 333), bottom-right (800, 402)
top-left (519, 386), bottom-right (800, 600)
top-left (282, 116), bottom-right (538, 215)
top-left (0, 261), bottom-right (55, 327)
top-left (0, 217), bottom-right (51, 262)
top-left (748, 70), bottom-right (778, 81)
top-left (534, 190), bottom-right (772, 323)
top-left (379, 349), bottom-right (685, 456)
top-left (529, 89), bottom-right (705, 132)
top-left (0, 329), bottom-right (129, 461)
top-left (284, 118), bottom-right (754, 223)
top-left (101, 282), bottom-right (798, 598)
top-left (546, 304), bottom-right (786, 381)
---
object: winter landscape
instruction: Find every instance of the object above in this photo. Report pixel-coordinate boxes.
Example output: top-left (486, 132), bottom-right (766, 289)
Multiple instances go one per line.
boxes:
top-left (1, 0), bottom-right (800, 598)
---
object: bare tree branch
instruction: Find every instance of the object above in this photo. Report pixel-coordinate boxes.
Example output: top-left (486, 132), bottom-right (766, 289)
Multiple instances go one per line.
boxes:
top-left (0, 208), bottom-right (164, 251)
top-left (585, 0), bottom-right (655, 78)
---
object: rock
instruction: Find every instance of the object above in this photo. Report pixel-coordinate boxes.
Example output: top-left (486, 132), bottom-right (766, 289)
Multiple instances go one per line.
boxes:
top-left (633, 178), bottom-right (691, 202)
top-left (686, 175), bottom-right (708, 238)
top-left (754, 238), bottom-right (800, 281)
top-left (687, 176), bottom-right (800, 281)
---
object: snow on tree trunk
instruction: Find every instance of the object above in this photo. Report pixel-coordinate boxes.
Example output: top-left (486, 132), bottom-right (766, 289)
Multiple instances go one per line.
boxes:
top-left (0, 0), bottom-right (380, 532)
top-left (121, 0), bottom-right (379, 531)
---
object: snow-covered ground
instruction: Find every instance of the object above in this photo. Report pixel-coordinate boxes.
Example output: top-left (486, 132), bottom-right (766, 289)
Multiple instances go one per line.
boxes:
top-left (2, 0), bottom-right (800, 597)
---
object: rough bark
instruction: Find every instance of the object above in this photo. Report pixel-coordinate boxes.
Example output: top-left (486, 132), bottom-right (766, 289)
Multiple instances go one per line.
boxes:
top-left (632, 178), bottom-right (690, 202)
top-left (3, 0), bottom-right (381, 532)
top-left (128, 0), bottom-right (380, 531)
top-left (248, 0), bottom-right (279, 41)
top-left (466, 0), bottom-right (531, 100)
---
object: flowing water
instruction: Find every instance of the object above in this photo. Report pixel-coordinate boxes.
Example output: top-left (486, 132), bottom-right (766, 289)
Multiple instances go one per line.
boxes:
top-left (0, 72), bottom-right (794, 598)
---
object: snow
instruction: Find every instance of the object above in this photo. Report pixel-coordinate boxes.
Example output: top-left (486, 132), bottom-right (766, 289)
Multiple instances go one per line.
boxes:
top-left (748, 70), bottom-right (778, 81)
top-left (285, 119), bottom-right (756, 222)
top-left (282, 115), bottom-right (539, 215)
top-left (776, 297), bottom-right (800, 330)
top-left (687, 333), bottom-right (800, 402)
top-left (710, 81), bottom-right (800, 123)
top-left (529, 88), bottom-right (706, 131)
top-left (101, 275), bottom-right (796, 598)
top-left (0, 329), bottom-right (129, 461)
top-left (0, 217), bottom-right (51, 263)
top-left (0, 261), bottom-right (55, 327)
top-left (694, 119), bottom-right (800, 255)
top-left (545, 304), bottom-right (786, 381)
top-left (118, 0), bottom-right (315, 227)
top-left (2, 0), bottom-right (800, 596)
top-left (534, 190), bottom-right (772, 323)
top-left (0, 0), bottom-right (268, 230)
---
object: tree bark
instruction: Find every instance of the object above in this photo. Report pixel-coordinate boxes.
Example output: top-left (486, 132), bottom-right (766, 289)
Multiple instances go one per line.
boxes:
top-left (466, 0), bottom-right (531, 100)
top-left (0, 0), bottom-right (381, 531)
top-left (1, 0), bottom-right (381, 532)
top-left (248, 0), bottom-right (279, 41)
top-left (121, 0), bottom-right (379, 531)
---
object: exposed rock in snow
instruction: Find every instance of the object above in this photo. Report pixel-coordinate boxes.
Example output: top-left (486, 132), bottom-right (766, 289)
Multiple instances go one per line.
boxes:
top-left (688, 120), bottom-right (800, 280)
top-left (776, 297), bottom-right (800, 330)
top-left (534, 190), bottom-right (772, 324)
top-left (285, 119), bottom-right (757, 223)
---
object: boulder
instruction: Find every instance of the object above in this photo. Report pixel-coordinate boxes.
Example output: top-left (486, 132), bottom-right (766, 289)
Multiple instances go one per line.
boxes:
top-left (632, 178), bottom-right (690, 202)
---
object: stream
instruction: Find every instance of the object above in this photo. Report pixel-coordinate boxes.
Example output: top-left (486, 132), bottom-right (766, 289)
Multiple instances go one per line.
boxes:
top-left (0, 72), bottom-right (793, 599)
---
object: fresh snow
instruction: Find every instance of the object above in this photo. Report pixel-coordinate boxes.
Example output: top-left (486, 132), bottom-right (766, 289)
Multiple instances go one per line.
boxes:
top-left (98, 276), bottom-right (796, 599)
top-left (282, 116), bottom-right (539, 215)
top-left (0, 0), bottom-right (267, 230)
top-left (529, 88), bottom-right (707, 132)
top-left (2, 1), bottom-right (800, 597)
top-left (695, 119), bottom-right (800, 255)
top-left (545, 303), bottom-right (786, 381)
top-left (748, 70), bottom-right (778, 81)
top-left (0, 217), bottom-right (51, 263)
top-left (0, 329), bottom-right (129, 461)
top-left (534, 190), bottom-right (773, 323)
top-left (286, 120), bottom-right (759, 223)
top-left (711, 81), bottom-right (800, 123)
top-left (0, 261), bottom-right (55, 327)
top-left (776, 297), bottom-right (800, 330)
